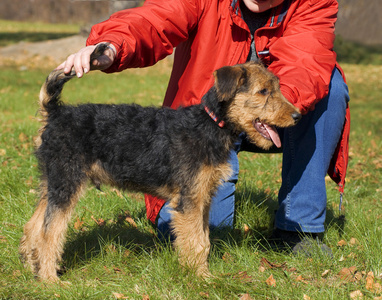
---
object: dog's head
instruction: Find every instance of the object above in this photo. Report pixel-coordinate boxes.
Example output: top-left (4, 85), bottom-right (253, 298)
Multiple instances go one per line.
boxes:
top-left (213, 62), bottom-right (301, 150)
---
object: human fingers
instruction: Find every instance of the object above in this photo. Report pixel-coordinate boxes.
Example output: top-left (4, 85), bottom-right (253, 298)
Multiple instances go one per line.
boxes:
top-left (72, 46), bottom-right (97, 78)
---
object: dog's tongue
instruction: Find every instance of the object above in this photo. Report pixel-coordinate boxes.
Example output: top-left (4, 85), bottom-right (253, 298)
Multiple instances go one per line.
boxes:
top-left (264, 123), bottom-right (281, 148)
top-left (253, 120), bottom-right (282, 148)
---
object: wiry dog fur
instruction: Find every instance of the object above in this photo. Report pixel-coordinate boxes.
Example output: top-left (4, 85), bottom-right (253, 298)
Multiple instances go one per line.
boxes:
top-left (19, 44), bottom-right (301, 282)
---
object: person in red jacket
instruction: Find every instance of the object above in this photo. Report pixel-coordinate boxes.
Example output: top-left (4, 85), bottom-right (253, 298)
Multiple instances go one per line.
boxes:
top-left (58, 0), bottom-right (350, 255)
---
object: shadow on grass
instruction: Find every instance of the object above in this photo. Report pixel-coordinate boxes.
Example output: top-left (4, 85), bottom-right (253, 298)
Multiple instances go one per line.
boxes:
top-left (61, 187), bottom-right (347, 276)
top-left (209, 189), bottom-right (278, 253)
top-left (62, 209), bottom-right (156, 272)
top-left (211, 187), bottom-right (347, 254)
top-left (325, 205), bottom-right (346, 237)
top-left (0, 32), bottom-right (77, 47)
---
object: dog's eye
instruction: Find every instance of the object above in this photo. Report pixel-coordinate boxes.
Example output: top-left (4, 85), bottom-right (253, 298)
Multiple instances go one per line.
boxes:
top-left (258, 89), bottom-right (269, 96)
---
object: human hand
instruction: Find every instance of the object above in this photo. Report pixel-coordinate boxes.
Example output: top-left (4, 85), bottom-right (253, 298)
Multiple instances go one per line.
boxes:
top-left (56, 43), bottom-right (117, 78)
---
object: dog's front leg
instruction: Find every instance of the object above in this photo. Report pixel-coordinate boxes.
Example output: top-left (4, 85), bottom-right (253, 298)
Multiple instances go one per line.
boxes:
top-left (170, 192), bottom-right (212, 278)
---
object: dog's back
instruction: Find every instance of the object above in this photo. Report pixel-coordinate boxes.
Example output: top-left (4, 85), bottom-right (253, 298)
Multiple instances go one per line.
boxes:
top-left (21, 49), bottom-right (301, 282)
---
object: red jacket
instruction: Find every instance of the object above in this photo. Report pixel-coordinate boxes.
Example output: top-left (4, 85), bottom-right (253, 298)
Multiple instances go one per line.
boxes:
top-left (87, 0), bottom-right (350, 224)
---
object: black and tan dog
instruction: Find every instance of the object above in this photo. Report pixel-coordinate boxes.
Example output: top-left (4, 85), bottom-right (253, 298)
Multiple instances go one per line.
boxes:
top-left (19, 45), bottom-right (301, 282)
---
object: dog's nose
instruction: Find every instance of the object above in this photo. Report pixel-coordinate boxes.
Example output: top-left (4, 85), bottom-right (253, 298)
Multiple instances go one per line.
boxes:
top-left (292, 112), bottom-right (302, 124)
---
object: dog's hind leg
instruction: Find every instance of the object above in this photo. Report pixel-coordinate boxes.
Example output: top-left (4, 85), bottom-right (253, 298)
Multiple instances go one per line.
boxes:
top-left (20, 167), bottom-right (87, 282)
top-left (19, 179), bottom-right (49, 274)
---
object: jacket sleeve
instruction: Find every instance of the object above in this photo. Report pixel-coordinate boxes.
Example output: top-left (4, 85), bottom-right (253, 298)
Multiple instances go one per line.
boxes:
top-left (267, 0), bottom-right (338, 114)
top-left (86, 0), bottom-right (203, 72)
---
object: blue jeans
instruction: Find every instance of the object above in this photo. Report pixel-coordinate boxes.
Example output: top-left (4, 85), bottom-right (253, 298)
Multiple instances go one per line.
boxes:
top-left (157, 68), bottom-right (349, 237)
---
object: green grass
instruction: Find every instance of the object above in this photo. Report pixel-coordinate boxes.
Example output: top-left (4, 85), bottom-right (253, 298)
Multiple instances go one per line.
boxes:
top-left (1, 19), bottom-right (382, 298)
top-left (0, 19), bottom-right (79, 47)
top-left (1, 61), bottom-right (381, 299)
top-left (334, 35), bottom-right (382, 65)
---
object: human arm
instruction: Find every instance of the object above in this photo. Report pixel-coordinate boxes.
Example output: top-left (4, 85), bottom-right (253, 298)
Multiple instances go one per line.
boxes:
top-left (266, 0), bottom-right (339, 114)
top-left (56, 0), bottom-right (202, 77)
top-left (86, 0), bottom-right (202, 73)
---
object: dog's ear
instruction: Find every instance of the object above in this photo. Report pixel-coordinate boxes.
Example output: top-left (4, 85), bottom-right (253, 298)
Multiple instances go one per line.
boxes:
top-left (213, 65), bottom-right (248, 102)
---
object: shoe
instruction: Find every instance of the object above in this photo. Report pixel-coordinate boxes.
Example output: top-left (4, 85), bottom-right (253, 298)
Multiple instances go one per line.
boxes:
top-left (269, 228), bottom-right (333, 258)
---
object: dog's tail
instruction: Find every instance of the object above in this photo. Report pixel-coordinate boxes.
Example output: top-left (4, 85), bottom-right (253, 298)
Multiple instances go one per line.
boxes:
top-left (38, 43), bottom-right (109, 119)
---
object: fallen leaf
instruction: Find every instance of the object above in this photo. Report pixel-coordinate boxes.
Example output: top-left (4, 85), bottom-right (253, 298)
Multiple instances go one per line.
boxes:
top-left (112, 292), bottom-right (127, 299)
top-left (0, 149), bottom-right (6, 156)
top-left (222, 252), bottom-right (233, 262)
top-left (349, 290), bottom-right (363, 299)
top-left (113, 267), bottom-right (124, 274)
top-left (233, 271), bottom-right (253, 283)
top-left (303, 295), bottom-right (311, 300)
top-left (321, 269), bottom-right (330, 277)
top-left (125, 215), bottom-right (137, 228)
top-left (74, 217), bottom-right (84, 230)
top-left (265, 274), bottom-right (276, 287)
top-left (18, 132), bottom-right (28, 142)
top-left (91, 216), bottom-right (105, 226)
top-left (243, 224), bottom-right (251, 236)
top-left (337, 239), bottom-right (347, 247)
top-left (258, 265), bottom-right (266, 273)
top-left (260, 257), bottom-right (287, 270)
top-left (349, 238), bottom-right (359, 246)
top-left (112, 188), bottom-right (124, 199)
top-left (339, 266), bottom-right (361, 282)
top-left (373, 282), bottom-right (382, 294)
top-left (366, 272), bottom-right (374, 290)
top-left (240, 294), bottom-right (253, 300)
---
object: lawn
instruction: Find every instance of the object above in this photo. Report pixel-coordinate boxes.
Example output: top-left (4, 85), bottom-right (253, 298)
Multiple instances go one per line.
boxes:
top-left (0, 19), bottom-right (79, 47)
top-left (0, 22), bottom-right (382, 300)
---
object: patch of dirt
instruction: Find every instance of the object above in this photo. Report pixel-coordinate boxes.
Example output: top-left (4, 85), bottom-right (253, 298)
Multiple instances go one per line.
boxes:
top-left (0, 35), bottom-right (87, 69)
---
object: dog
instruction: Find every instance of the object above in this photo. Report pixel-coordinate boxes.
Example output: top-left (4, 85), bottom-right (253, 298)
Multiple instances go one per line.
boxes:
top-left (19, 44), bottom-right (301, 282)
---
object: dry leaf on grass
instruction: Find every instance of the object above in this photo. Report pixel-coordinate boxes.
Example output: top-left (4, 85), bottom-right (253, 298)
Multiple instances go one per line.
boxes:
top-left (260, 257), bottom-right (287, 270)
top-left (74, 217), bottom-right (84, 230)
top-left (125, 215), bottom-right (137, 228)
top-left (365, 271), bottom-right (382, 293)
top-left (339, 266), bottom-right (362, 282)
top-left (222, 252), bottom-right (234, 263)
top-left (321, 269), bottom-right (330, 277)
top-left (91, 215), bottom-right (106, 226)
top-left (112, 188), bottom-right (124, 199)
top-left (349, 290), bottom-right (363, 299)
top-left (265, 274), bottom-right (276, 287)
top-left (233, 271), bottom-right (254, 283)
top-left (366, 272), bottom-right (375, 290)
top-left (240, 293), bottom-right (253, 300)
top-left (112, 292), bottom-right (128, 299)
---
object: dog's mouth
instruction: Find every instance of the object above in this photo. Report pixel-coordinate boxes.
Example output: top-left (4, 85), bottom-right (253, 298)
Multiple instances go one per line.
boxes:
top-left (253, 118), bottom-right (281, 148)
